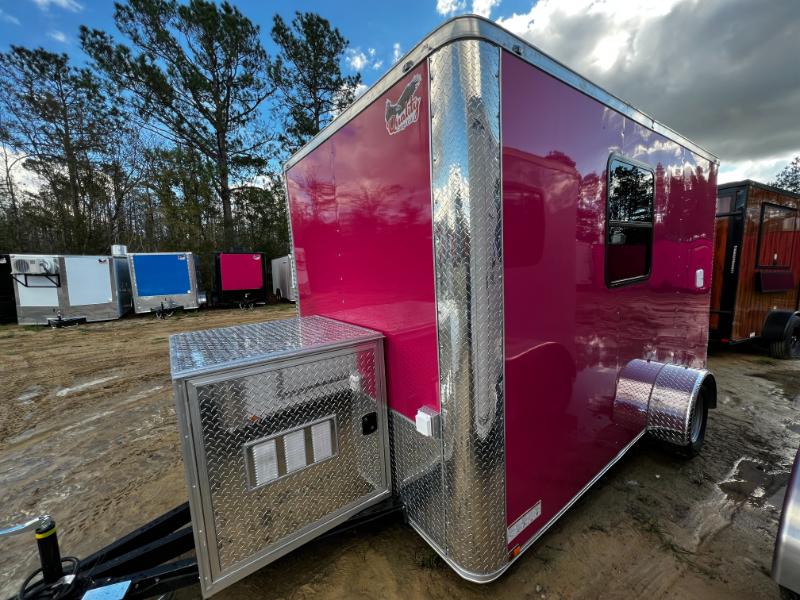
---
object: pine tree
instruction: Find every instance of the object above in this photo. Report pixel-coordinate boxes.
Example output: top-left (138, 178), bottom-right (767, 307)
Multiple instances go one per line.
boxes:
top-left (773, 156), bottom-right (800, 193)
top-left (270, 12), bottom-right (362, 154)
top-left (81, 0), bottom-right (275, 249)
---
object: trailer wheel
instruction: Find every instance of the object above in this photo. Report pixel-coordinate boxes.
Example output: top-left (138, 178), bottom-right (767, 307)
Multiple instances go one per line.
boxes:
top-left (770, 315), bottom-right (800, 360)
top-left (673, 387), bottom-right (709, 458)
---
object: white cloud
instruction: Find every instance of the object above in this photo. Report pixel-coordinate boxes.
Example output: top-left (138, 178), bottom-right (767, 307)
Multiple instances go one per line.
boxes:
top-left (496, 0), bottom-right (800, 174)
top-left (437, 0), bottom-right (465, 16)
top-left (354, 83), bottom-right (368, 98)
top-left (472, 0), bottom-right (500, 18)
top-left (31, 0), bottom-right (83, 11)
top-left (1, 147), bottom-right (44, 195)
top-left (346, 47), bottom-right (388, 72)
top-left (346, 49), bottom-right (368, 71)
top-left (718, 153), bottom-right (795, 185)
top-left (392, 43), bottom-right (402, 63)
top-left (0, 8), bottom-right (20, 25)
top-left (47, 30), bottom-right (67, 43)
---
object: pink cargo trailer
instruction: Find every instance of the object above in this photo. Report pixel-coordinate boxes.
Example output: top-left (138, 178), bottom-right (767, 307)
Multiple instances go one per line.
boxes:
top-left (168, 16), bottom-right (720, 595)
top-left (213, 251), bottom-right (269, 307)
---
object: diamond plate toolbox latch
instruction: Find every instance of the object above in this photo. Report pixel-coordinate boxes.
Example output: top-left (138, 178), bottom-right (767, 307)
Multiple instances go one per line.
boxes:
top-left (362, 412), bottom-right (378, 435)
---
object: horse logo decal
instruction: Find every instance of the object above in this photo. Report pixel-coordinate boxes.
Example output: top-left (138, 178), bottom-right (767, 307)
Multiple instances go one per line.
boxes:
top-left (385, 73), bottom-right (422, 135)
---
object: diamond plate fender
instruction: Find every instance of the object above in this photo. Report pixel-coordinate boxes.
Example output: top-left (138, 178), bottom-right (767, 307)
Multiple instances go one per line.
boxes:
top-left (613, 359), bottom-right (716, 445)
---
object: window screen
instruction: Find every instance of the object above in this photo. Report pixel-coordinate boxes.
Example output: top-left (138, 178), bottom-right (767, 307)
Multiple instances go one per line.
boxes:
top-left (757, 203), bottom-right (797, 268)
top-left (606, 158), bottom-right (654, 286)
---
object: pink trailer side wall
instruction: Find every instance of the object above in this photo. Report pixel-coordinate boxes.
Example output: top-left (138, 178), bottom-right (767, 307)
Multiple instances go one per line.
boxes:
top-left (502, 52), bottom-right (717, 549)
top-left (285, 64), bottom-right (439, 421)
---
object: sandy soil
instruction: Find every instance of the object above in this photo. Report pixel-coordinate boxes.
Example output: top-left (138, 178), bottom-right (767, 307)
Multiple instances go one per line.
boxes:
top-left (1, 308), bottom-right (798, 599)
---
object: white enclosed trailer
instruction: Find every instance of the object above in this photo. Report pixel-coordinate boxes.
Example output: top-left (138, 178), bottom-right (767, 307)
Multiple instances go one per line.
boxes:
top-left (10, 254), bottom-right (132, 325)
top-left (270, 254), bottom-right (297, 302)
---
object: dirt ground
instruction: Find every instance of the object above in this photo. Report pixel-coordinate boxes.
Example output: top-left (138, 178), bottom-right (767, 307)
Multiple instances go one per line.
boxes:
top-left (1, 307), bottom-right (799, 599)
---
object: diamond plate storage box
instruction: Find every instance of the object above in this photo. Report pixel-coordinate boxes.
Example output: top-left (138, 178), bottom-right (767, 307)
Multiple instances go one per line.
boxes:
top-left (170, 316), bottom-right (389, 596)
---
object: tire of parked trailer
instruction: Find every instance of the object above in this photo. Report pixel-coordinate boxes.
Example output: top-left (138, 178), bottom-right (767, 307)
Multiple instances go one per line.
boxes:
top-left (770, 314), bottom-right (800, 360)
top-left (674, 386), bottom-right (710, 458)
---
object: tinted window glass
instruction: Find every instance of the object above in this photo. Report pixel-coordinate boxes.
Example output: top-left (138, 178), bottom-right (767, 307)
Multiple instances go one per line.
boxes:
top-left (606, 158), bottom-right (654, 286)
top-left (608, 160), bottom-right (654, 224)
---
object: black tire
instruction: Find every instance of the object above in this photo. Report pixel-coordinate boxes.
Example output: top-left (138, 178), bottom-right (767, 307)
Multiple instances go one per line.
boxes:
top-left (674, 388), bottom-right (709, 458)
top-left (770, 315), bottom-right (800, 360)
top-left (780, 585), bottom-right (800, 600)
top-left (275, 289), bottom-right (282, 302)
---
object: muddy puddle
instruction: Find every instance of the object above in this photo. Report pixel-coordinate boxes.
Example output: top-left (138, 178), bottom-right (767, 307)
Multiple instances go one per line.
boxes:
top-left (718, 456), bottom-right (791, 508)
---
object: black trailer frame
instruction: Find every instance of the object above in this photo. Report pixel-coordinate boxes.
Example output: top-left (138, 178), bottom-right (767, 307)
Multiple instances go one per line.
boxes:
top-left (7, 497), bottom-right (403, 600)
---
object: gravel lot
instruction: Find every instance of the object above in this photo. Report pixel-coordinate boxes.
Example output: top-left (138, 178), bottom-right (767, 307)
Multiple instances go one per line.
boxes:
top-left (1, 306), bottom-right (798, 599)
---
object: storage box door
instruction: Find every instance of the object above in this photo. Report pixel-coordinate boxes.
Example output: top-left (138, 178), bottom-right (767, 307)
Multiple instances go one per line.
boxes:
top-left (65, 257), bottom-right (113, 306)
top-left (182, 343), bottom-right (389, 596)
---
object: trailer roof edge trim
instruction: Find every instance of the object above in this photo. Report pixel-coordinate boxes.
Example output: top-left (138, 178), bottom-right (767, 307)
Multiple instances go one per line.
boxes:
top-left (718, 179), bottom-right (800, 200)
top-left (283, 14), bottom-right (719, 171)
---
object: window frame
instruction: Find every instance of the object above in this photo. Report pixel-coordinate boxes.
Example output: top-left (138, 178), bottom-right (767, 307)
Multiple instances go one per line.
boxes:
top-left (755, 201), bottom-right (798, 269)
top-left (604, 153), bottom-right (655, 289)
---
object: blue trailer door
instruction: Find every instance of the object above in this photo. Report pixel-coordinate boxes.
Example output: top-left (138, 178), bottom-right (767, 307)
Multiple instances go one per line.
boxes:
top-left (133, 254), bottom-right (192, 296)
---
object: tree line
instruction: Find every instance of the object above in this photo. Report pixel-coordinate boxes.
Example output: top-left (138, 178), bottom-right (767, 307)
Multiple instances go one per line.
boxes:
top-left (0, 0), bottom-right (361, 284)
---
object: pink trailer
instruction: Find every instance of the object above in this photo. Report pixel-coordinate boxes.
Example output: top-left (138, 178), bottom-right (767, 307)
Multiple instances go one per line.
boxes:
top-left (170, 16), bottom-right (720, 595)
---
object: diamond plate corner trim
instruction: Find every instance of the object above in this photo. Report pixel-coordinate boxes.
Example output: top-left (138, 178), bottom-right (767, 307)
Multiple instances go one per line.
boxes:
top-left (430, 39), bottom-right (506, 579)
top-left (648, 363), bottom-right (712, 446)
top-left (389, 410), bottom-right (445, 546)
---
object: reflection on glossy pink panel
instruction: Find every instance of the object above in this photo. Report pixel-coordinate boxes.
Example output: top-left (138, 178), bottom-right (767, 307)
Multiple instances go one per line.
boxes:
top-left (502, 52), bottom-right (716, 547)
top-left (285, 64), bottom-right (438, 420)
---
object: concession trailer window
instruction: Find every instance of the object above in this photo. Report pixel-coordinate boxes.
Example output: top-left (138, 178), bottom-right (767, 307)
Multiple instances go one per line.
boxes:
top-left (756, 202), bottom-right (798, 268)
top-left (605, 157), bottom-right (655, 287)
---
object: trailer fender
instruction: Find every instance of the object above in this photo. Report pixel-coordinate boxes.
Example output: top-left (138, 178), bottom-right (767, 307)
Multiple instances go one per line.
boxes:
top-left (613, 359), bottom-right (717, 444)
top-left (773, 446), bottom-right (800, 595)
top-left (763, 310), bottom-right (800, 342)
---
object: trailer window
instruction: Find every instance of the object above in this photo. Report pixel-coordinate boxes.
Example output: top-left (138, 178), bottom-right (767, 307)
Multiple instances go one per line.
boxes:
top-left (757, 202), bottom-right (798, 268)
top-left (606, 158), bottom-right (654, 286)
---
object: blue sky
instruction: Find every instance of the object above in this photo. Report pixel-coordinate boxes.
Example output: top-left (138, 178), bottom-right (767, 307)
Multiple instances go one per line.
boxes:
top-left (0, 0), bottom-right (528, 88)
top-left (1, 0), bottom-right (798, 183)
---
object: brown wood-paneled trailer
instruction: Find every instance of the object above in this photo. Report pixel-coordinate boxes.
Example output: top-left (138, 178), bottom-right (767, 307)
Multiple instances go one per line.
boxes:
top-left (710, 180), bottom-right (800, 358)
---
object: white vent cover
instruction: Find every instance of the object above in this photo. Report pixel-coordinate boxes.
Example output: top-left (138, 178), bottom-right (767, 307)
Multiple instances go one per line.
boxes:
top-left (245, 416), bottom-right (338, 489)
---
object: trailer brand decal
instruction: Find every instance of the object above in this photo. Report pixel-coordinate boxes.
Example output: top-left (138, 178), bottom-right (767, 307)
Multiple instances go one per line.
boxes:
top-left (507, 500), bottom-right (542, 543)
top-left (385, 74), bottom-right (421, 136)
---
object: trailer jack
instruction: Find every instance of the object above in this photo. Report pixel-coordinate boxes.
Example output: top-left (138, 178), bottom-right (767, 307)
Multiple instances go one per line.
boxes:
top-left (153, 302), bottom-right (182, 320)
top-left (4, 498), bottom-right (404, 600)
top-left (48, 313), bottom-right (87, 329)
